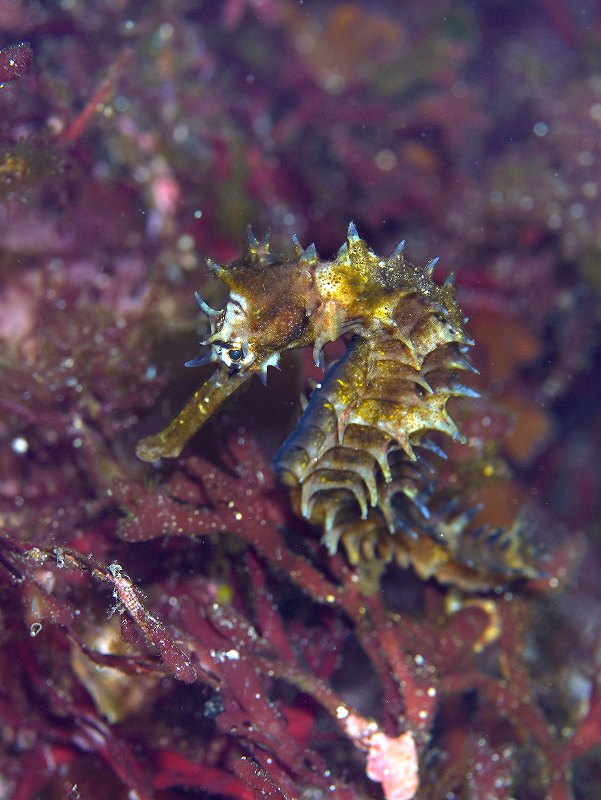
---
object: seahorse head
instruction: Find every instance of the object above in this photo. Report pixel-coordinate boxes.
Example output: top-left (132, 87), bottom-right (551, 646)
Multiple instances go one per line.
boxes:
top-left (136, 223), bottom-right (468, 464)
top-left (186, 227), bottom-right (321, 384)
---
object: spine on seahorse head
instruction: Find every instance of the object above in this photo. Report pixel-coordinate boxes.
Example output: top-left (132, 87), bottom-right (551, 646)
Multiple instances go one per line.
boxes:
top-left (136, 224), bottom-right (536, 590)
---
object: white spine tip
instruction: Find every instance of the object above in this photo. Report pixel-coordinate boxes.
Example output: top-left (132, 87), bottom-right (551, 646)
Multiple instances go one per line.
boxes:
top-left (291, 234), bottom-right (303, 256)
top-left (303, 243), bottom-right (317, 261)
top-left (336, 241), bottom-right (350, 262)
top-left (425, 257), bottom-right (440, 275)
top-left (392, 240), bottom-right (406, 258)
top-left (246, 225), bottom-right (260, 249)
top-left (185, 353), bottom-right (213, 368)
top-left (194, 291), bottom-right (220, 317)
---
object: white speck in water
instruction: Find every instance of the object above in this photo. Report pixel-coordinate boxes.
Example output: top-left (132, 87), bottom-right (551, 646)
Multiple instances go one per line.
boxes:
top-left (11, 437), bottom-right (29, 454)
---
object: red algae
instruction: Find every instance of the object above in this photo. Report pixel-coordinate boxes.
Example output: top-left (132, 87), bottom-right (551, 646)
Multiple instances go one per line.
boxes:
top-left (0, 41), bottom-right (32, 84)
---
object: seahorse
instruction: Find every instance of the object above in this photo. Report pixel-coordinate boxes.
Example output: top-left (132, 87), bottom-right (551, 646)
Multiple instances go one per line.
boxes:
top-left (136, 224), bottom-right (534, 589)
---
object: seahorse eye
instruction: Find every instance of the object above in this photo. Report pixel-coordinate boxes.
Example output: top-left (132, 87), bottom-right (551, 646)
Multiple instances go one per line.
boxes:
top-left (215, 340), bottom-right (253, 371)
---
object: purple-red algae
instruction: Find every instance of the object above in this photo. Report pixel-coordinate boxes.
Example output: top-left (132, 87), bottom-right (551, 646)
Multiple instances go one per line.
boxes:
top-left (0, 41), bottom-right (32, 84)
top-left (0, 2), bottom-right (600, 799)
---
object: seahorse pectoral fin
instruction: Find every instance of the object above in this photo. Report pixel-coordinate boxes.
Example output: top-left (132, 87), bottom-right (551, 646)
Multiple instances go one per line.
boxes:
top-left (135, 368), bottom-right (249, 462)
